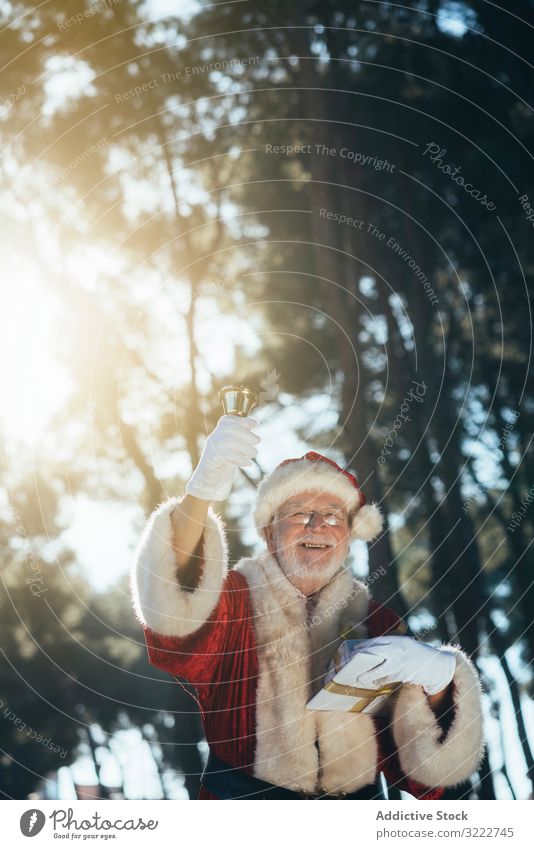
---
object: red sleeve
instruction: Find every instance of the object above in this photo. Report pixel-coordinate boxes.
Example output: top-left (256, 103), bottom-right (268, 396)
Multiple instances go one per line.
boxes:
top-left (366, 598), bottom-right (409, 637)
top-left (143, 569), bottom-right (252, 704)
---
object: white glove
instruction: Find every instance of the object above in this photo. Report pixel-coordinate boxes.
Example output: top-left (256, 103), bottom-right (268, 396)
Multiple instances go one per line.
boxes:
top-left (351, 636), bottom-right (457, 696)
top-left (185, 414), bottom-right (260, 501)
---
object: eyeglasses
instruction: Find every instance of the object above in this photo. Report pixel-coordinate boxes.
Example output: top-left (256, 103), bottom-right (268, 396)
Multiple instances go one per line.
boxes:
top-left (276, 509), bottom-right (348, 527)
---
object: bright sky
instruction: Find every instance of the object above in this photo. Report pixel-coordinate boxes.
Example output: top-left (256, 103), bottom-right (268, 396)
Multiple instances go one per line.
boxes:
top-left (0, 263), bottom-right (71, 443)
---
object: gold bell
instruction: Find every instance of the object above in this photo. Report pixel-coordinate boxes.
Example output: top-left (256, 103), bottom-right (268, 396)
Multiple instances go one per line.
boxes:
top-left (218, 384), bottom-right (259, 417)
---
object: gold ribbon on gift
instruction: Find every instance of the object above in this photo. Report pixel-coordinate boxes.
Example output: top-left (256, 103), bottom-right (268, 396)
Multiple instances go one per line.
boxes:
top-left (324, 680), bottom-right (403, 713)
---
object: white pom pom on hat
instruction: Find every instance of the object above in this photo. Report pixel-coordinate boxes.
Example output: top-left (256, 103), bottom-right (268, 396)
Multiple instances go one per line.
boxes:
top-left (253, 450), bottom-right (383, 542)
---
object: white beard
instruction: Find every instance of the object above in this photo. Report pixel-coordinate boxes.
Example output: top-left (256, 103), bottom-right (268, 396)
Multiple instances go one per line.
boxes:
top-left (272, 525), bottom-right (346, 593)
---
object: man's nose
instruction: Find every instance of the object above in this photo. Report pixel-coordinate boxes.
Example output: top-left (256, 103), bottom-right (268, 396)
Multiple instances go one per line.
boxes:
top-left (307, 511), bottom-right (327, 529)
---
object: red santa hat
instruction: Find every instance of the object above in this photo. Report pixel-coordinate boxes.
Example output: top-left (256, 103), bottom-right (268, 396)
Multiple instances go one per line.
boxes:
top-left (254, 451), bottom-right (383, 542)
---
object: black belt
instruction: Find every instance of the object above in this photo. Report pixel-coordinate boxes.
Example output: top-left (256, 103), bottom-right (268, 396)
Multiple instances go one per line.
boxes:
top-left (201, 751), bottom-right (392, 800)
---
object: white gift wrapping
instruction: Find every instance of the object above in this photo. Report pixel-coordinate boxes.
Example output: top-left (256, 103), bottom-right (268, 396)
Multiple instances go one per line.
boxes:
top-left (306, 640), bottom-right (403, 715)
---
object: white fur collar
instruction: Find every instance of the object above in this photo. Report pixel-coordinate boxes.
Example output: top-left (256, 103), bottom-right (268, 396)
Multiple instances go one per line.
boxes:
top-left (235, 552), bottom-right (378, 793)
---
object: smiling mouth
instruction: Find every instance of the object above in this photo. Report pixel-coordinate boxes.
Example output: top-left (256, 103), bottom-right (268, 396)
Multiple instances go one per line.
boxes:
top-left (300, 542), bottom-right (333, 549)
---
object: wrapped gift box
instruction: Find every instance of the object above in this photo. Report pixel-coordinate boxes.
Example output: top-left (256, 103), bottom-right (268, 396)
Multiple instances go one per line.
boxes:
top-left (306, 639), bottom-right (403, 715)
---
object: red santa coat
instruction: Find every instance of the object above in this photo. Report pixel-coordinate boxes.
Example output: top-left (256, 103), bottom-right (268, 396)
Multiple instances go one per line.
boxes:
top-left (131, 498), bottom-right (485, 800)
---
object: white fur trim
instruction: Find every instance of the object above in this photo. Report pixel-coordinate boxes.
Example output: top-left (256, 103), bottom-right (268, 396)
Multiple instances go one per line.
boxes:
top-left (350, 503), bottom-right (383, 541)
top-left (391, 647), bottom-right (485, 788)
top-left (254, 456), bottom-right (383, 543)
top-left (130, 496), bottom-right (228, 638)
top-left (254, 458), bottom-right (361, 535)
top-left (314, 710), bottom-right (379, 793)
top-left (236, 554), bottom-right (378, 793)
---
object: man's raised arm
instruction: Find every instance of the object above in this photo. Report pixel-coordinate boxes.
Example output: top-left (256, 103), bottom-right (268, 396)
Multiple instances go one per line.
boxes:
top-left (171, 414), bottom-right (261, 570)
top-left (170, 493), bottom-right (210, 571)
top-left (131, 415), bottom-right (260, 638)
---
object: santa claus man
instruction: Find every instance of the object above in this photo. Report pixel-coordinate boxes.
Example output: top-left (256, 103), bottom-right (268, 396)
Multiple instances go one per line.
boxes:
top-left (131, 414), bottom-right (485, 799)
